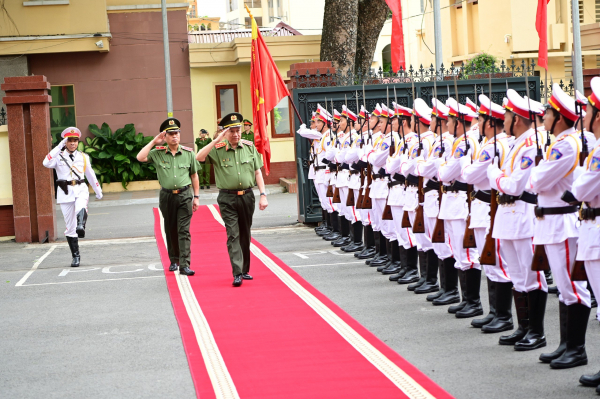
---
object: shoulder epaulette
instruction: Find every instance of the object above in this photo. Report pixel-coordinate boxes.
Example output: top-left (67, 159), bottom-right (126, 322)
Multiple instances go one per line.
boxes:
top-left (181, 145), bottom-right (193, 152)
top-left (524, 137), bottom-right (535, 147)
top-left (215, 142), bottom-right (226, 149)
top-left (241, 139), bottom-right (254, 146)
top-left (155, 146), bottom-right (166, 150)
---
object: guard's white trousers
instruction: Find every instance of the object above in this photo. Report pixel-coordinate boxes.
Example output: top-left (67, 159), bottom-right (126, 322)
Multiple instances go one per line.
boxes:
top-left (474, 227), bottom-right (511, 283)
top-left (425, 216), bottom-right (452, 260)
top-left (316, 183), bottom-right (335, 213)
top-left (546, 238), bottom-right (591, 308)
top-left (584, 260), bottom-right (600, 320)
top-left (407, 210), bottom-right (433, 252)
top-left (444, 219), bottom-right (480, 271)
top-left (391, 206), bottom-right (416, 249)
top-left (373, 198), bottom-right (396, 240)
top-left (60, 196), bottom-right (88, 238)
top-left (499, 238), bottom-right (547, 293)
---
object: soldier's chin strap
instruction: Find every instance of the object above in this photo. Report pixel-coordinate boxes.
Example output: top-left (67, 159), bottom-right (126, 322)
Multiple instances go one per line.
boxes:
top-left (509, 113), bottom-right (517, 137)
top-left (588, 105), bottom-right (599, 133)
top-left (548, 109), bottom-right (560, 137)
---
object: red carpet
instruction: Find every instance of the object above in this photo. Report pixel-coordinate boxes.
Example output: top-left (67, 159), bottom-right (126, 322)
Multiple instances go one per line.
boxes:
top-left (153, 205), bottom-right (452, 399)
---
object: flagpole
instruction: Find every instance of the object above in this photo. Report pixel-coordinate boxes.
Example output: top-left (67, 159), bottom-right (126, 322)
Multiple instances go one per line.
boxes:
top-left (289, 96), bottom-right (304, 125)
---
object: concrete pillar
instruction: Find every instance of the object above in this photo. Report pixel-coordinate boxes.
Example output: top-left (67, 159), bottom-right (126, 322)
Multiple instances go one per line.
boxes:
top-left (1, 76), bottom-right (56, 243)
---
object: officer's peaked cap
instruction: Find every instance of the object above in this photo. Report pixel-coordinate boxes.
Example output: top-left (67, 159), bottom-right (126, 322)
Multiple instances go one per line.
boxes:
top-left (160, 117), bottom-right (181, 133)
top-left (221, 113), bottom-right (244, 128)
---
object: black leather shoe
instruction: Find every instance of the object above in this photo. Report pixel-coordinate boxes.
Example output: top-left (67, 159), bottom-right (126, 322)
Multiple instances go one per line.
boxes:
top-left (414, 281), bottom-right (439, 294)
top-left (332, 236), bottom-right (351, 247)
top-left (540, 302), bottom-right (568, 363)
top-left (233, 275), bottom-right (243, 287)
top-left (408, 277), bottom-right (426, 291)
top-left (342, 242), bottom-right (363, 252)
top-left (448, 300), bottom-right (467, 314)
top-left (389, 268), bottom-right (407, 281)
top-left (499, 325), bottom-right (527, 346)
top-left (242, 273), bottom-right (253, 280)
top-left (323, 232), bottom-right (342, 241)
top-left (207, 186), bottom-right (211, 189)
top-left (427, 290), bottom-right (444, 301)
top-left (432, 289), bottom-right (460, 306)
top-left (356, 247), bottom-right (376, 259)
top-left (169, 263), bottom-right (179, 272)
top-left (180, 267), bottom-right (195, 276)
top-left (200, 186), bottom-right (204, 189)
top-left (382, 263), bottom-right (401, 275)
top-left (548, 285), bottom-right (559, 294)
top-left (579, 370), bottom-right (600, 387)
top-left (398, 269), bottom-right (419, 284)
top-left (515, 290), bottom-right (548, 351)
top-left (549, 303), bottom-right (591, 369)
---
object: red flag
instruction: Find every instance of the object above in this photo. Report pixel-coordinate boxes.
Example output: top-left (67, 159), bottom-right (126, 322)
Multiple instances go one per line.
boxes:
top-left (385, 0), bottom-right (405, 73)
top-left (248, 7), bottom-right (290, 175)
top-left (536, 0), bottom-right (550, 70)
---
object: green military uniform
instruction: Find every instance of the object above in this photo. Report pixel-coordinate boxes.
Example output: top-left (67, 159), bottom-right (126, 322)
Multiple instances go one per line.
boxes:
top-left (148, 127), bottom-right (200, 271)
top-left (205, 115), bottom-right (263, 277)
top-left (195, 136), bottom-right (212, 187)
top-left (242, 119), bottom-right (254, 143)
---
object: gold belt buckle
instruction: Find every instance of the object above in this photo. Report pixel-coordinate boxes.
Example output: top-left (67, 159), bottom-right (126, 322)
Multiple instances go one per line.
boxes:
top-left (237, 190), bottom-right (244, 195)
top-left (71, 180), bottom-right (77, 186)
top-left (172, 189), bottom-right (179, 194)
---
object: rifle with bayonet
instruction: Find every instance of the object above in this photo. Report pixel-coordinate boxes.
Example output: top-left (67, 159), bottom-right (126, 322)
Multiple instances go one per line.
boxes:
top-left (411, 78), bottom-right (426, 234)
top-left (431, 72), bottom-right (447, 243)
top-left (383, 86), bottom-right (394, 221)
top-left (325, 98), bottom-right (335, 198)
top-left (332, 98), bottom-right (343, 204)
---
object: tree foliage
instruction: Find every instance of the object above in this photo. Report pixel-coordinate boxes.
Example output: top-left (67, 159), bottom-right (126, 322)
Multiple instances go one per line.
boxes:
top-left (81, 123), bottom-right (156, 189)
top-left (463, 52), bottom-right (499, 74)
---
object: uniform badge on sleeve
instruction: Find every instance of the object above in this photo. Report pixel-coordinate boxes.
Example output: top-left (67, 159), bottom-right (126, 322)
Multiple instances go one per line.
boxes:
top-left (549, 148), bottom-right (563, 161)
top-left (411, 147), bottom-right (419, 158)
top-left (433, 147), bottom-right (441, 157)
top-left (521, 156), bottom-right (534, 170)
top-left (454, 147), bottom-right (465, 159)
top-left (479, 150), bottom-right (491, 162)
top-left (591, 156), bottom-right (600, 172)
top-left (381, 142), bottom-right (389, 151)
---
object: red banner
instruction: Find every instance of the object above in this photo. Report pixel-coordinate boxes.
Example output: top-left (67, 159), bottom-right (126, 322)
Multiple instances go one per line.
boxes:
top-left (385, 0), bottom-right (405, 73)
top-left (536, 0), bottom-right (551, 70)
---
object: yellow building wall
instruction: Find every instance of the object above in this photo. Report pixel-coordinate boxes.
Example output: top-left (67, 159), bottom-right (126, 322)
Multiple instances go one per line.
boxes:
top-left (190, 60), bottom-right (297, 164)
top-left (0, 125), bottom-right (12, 206)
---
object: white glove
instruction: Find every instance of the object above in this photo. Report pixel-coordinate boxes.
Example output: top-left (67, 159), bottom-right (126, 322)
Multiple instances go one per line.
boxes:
top-left (299, 123), bottom-right (306, 131)
top-left (491, 156), bottom-right (500, 169)
top-left (96, 193), bottom-right (103, 200)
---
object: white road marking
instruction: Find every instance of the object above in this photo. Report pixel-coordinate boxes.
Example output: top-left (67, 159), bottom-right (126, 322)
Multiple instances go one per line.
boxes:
top-left (292, 250), bottom-right (326, 259)
top-left (58, 267), bottom-right (100, 277)
top-left (15, 245), bottom-right (57, 287)
top-left (290, 261), bottom-right (366, 268)
top-left (20, 275), bottom-right (164, 286)
top-left (158, 208), bottom-right (240, 399)
top-left (207, 204), bottom-right (436, 399)
top-left (22, 236), bottom-right (155, 250)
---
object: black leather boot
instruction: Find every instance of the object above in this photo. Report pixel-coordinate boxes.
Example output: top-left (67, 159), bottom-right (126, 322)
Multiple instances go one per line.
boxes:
top-left (356, 225), bottom-right (376, 259)
top-left (415, 249), bottom-right (440, 294)
top-left (370, 234), bottom-right (389, 267)
top-left (456, 268), bottom-right (484, 318)
top-left (377, 238), bottom-right (394, 272)
top-left (408, 251), bottom-right (428, 291)
top-left (433, 258), bottom-right (460, 305)
top-left (323, 212), bottom-right (342, 241)
top-left (579, 370), bottom-right (600, 387)
top-left (499, 290), bottom-right (528, 345)
top-left (539, 301), bottom-right (568, 362)
top-left (389, 246), bottom-right (408, 281)
top-left (316, 211), bottom-right (333, 236)
top-left (315, 209), bottom-right (329, 233)
top-left (514, 289), bottom-right (547, 351)
top-left (381, 240), bottom-right (402, 274)
top-left (398, 246), bottom-right (419, 284)
top-left (550, 303), bottom-right (591, 369)
top-left (548, 285), bottom-right (559, 295)
top-left (342, 222), bottom-right (363, 252)
top-left (76, 208), bottom-right (88, 238)
top-left (66, 236), bottom-right (80, 267)
top-left (428, 259), bottom-right (445, 301)
top-left (448, 270), bottom-right (468, 313)
top-left (589, 281), bottom-right (597, 308)
top-left (482, 281), bottom-right (514, 333)
top-left (545, 269), bottom-right (553, 285)
top-left (333, 218), bottom-right (351, 247)
top-left (472, 278), bottom-right (496, 327)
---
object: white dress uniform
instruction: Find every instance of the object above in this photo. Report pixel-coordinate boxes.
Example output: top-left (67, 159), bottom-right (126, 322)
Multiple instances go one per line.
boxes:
top-left (386, 129), bottom-right (417, 249)
top-left (357, 130), bottom-right (382, 226)
top-left (529, 125), bottom-right (590, 307)
top-left (438, 101), bottom-right (481, 272)
top-left (43, 131), bottom-right (102, 238)
top-left (344, 130), bottom-right (365, 224)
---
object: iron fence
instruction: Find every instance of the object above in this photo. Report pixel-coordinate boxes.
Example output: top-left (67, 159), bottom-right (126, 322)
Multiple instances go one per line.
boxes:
top-left (0, 107), bottom-right (6, 126)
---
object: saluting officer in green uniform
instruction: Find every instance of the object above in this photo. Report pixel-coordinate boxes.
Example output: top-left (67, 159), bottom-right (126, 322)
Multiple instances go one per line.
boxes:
top-left (242, 119), bottom-right (254, 142)
top-left (196, 112), bottom-right (268, 287)
top-left (137, 117), bottom-right (200, 276)
top-left (195, 128), bottom-right (212, 189)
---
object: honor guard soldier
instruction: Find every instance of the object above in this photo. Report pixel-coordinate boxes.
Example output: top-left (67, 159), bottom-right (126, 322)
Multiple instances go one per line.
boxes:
top-left (487, 89), bottom-right (548, 351)
top-left (196, 129), bottom-right (213, 189)
top-left (196, 112), bottom-right (269, 287)
top-left (574, 76), bottom-right (600, 391)
top-left (242, 119), bottom-right (254, 143)
top-left (137, 117), bottom-right (200, 276)
top-left (43, 127), bottom-right (103, 267)
top-left (529, 84), bottom-right (592, 369)
top-left (461, 95), bottom-right (513, 333)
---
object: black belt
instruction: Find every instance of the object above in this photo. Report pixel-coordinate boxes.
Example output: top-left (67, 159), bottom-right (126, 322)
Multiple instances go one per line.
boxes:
top-left (425, 179), bottom-right (440, 191)
top-left (423, 187), bottom-right (436, 194)
top-left (389, 180), bottom-right (404, 187)
top-left (407, 174), bottom-right (419, 187)
top-left (498, 192), bottom-right (538, 205)
top-left (534, 205), bottom-right (578, 218)
top-left (340, 163), bottom-right (350, 170)
top-left (349, 169), bottom-right (360, 175)
top-left (162, 185), bottom-right (190, 194)
top-left (473, 190), bottom-right (491, 204)
top-left (581, 208), bottom-right (600, 221)
top-left (219, 188), bottom-right (253, 195)
top-left (445, 181), bottom-right (468, 193)
top-left (393, 173), bottom-right (405, 184)
top-left (372, 173), bottom-right (388, 179)
top-left (314, 165), bottom-right (326, 170)
top-left (57, 179), bottom-right (85, 186)
top-left (328, 164), bottom-right (337, 171)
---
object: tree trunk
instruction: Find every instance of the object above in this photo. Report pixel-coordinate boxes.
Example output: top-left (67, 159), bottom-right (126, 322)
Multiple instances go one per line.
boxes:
top-left (319, 0), bottom-right (359, 76)
top-left (355, 0), bottom-right (389, 75)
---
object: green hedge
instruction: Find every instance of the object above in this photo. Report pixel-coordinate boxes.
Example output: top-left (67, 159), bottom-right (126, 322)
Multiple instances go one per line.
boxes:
top-left (80, 123), bottom-right (156, 189)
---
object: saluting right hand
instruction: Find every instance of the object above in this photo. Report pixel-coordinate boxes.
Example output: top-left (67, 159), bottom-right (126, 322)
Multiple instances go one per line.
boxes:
top-left (216, 127), bottom-right (229, 142)
top-left (154, 131), bottom-right (167, 145)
